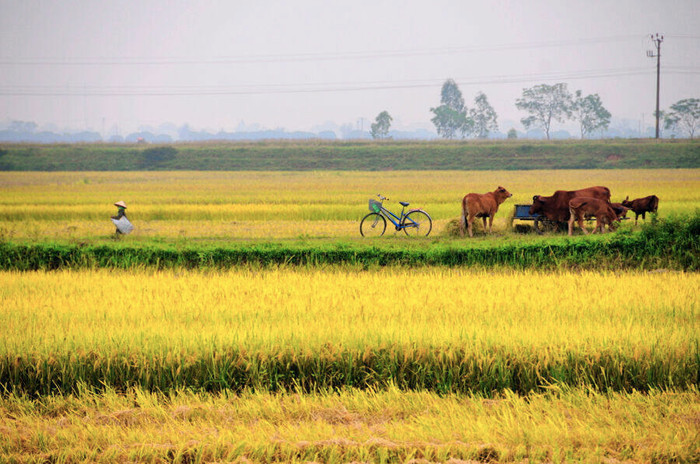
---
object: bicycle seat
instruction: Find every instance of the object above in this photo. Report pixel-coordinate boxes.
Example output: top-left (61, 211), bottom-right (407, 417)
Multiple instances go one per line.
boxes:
top-left (399, 201), bottom-right (410, 207)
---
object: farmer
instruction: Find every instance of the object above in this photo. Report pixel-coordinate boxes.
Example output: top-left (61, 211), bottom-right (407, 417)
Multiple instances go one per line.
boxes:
top-left (111, 200), bottom-right (128, 234)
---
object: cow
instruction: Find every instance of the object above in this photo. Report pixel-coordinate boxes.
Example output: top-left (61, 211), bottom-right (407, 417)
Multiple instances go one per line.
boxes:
top-left (621, 195), bottom-right (659, 225)
top-left (460, 186), bottom-right (512, 237)
top-left (568, 197), bottom-right (620, 236)
top-left (610, 202), bottom-right (629, 220)
top-left (529, 186), bottom-right (611, 224)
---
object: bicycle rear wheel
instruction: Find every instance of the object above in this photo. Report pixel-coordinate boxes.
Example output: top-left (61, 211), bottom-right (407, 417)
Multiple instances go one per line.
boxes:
top-left (360, 212), bottom-right (387, 237)
top-left (402, 210), bottom-right (432, 237)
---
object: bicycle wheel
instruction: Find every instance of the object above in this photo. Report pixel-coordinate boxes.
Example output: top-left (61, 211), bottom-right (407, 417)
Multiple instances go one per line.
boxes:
top-left (360, 212), bottom-right (387, 237)
top-left (402, 210), bottom-right (432, 237)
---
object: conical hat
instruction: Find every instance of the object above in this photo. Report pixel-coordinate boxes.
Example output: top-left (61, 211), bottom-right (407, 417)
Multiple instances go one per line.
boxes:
top-left (114, 201), bottom-right (127, 208)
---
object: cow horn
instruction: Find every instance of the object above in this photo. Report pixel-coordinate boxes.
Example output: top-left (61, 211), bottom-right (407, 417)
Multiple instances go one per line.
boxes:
top-left (532, 195), bottom-right (539, 201)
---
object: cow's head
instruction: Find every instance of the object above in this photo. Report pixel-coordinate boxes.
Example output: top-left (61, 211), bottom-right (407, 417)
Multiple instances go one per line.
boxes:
top-left (529, 195), bottom-right (546, 215)
top-left (621, 196), bottom-right (632, 208)
top-left (495, 186), bottom-right (512, 203)
top-left (611, 204), bottom-right (629, 219)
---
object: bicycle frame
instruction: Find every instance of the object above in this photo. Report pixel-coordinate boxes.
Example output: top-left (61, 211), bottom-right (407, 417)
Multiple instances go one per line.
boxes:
top-left (377, 204), bottom-right (421, 230)
top-left (378, 205), bottom-right (403, 229)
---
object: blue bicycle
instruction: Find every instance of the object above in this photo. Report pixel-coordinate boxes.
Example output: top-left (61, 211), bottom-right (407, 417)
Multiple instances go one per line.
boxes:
top-left (360, 194), bottom-right (432, 237)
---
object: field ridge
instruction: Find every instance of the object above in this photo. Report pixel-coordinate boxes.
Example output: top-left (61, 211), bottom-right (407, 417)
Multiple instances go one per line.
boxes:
top-left (1, 139), bottom-right (699, 170)
top-left (1, 214), bottom-right (697, 271)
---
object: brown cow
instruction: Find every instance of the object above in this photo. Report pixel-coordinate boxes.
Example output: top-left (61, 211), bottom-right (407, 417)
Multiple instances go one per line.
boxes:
top-left (621, 195), bottom-right (659, 225)
top-left (568, 197), bottom-right (620, 236)
top-left (460, 186), bottom-right (512, 237)
top-left (609, 202), bottom-right (629, 219)
top-left (530, 186), bottom-right (611, 223)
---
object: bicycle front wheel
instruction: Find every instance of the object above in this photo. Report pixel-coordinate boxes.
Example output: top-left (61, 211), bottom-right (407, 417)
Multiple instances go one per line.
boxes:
top-left (360, 212), bottom-right (387, 237)
top-left (402, 210), bottom-right (432, 237)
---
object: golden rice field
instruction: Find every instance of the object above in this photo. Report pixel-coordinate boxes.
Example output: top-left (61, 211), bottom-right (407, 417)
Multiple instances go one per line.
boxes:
top-left (1, 169), bottom-right (698, 463)
top-left (2, 268), bottom-right (697, 356)
top-left (0, 169), bottom-right (698, 241)
top-left (0, 267), bottom-right (698, 462)
top-left (2, 387), bottom-right (697, 463)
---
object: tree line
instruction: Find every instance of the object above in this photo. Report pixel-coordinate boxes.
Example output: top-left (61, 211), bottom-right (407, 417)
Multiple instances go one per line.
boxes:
top-left (370, 80), bottom-right (699, 140)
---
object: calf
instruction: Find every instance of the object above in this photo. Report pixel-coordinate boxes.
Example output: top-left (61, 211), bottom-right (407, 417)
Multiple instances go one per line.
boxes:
top-left (568, 197), bottom-right (620, 236)
top-left (610, 202), bottom-right (629, 220)
top-left (460, 186), bottom-right (512, 237)
top-left (621, 195), bottom-right (659, 225)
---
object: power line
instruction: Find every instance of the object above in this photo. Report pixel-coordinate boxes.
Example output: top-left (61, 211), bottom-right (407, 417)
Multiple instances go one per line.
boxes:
top-left (3, 67), bottom-right (689, 97)
top-left (0, 35), bottom-right (644, 66)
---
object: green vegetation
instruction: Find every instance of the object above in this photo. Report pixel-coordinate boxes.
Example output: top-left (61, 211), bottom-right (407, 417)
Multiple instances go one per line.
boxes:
top-left (1, 214), bottom-right (697, 271)
top-left (2, 335), bottom-right (696, 397)
top-left (0, 139), bottom-right (698, 171)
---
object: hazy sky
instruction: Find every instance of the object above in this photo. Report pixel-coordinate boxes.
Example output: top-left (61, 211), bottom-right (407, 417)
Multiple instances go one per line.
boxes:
top-left (1, 0), bottom-right (698, 136)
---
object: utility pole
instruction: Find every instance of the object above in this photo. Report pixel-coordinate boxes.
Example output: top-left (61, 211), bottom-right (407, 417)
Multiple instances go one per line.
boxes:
top-left (647, 33), bottom-right (663, 139)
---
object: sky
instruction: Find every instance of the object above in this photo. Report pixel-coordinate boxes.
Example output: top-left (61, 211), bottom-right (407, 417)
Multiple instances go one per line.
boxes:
top-left (0, 0), bottom-right (698, 137)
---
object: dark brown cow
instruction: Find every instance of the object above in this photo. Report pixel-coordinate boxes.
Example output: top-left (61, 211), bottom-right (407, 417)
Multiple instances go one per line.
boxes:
top-left (568, 197), bottom-right (620, 235)
top-left (529, 186), bottom-right (611, 223)
top-left (460, 186), bottom-right (512, 237)
top-left (610, 202), bottom-right (629, 219)
top-left (621, 195), bottom-right (659, 225)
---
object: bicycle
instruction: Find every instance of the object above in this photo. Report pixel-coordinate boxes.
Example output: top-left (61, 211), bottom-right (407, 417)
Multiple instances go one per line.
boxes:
top-left (360, 194), bottom-right (432, 237)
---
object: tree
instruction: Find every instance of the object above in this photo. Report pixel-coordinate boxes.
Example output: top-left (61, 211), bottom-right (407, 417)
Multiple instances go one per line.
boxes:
top-left (439, 78), bottom-right (466, 113)
top-left (370, 111), bottom-right (393, 139)
top-left (572, 90), bottom-right (611, 139)
top-left (515, 83), bottom-right (572, 140)
top-left (470, 92), bottom-right (499, 139)
top-left (430, 79), bottom-right (473, 139)
top-left (507, 128), bottom-right (518, 139)
top-left (664, 98), bottom-right (700, 139)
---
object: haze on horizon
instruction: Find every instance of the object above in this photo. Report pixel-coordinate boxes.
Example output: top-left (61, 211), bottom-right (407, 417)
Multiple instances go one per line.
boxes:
top-left (0, 0), bottom-right (698, 138)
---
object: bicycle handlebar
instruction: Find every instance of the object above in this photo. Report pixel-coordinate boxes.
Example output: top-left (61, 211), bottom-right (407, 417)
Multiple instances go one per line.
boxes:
top-left (377, 194), bottom-right (388, 201)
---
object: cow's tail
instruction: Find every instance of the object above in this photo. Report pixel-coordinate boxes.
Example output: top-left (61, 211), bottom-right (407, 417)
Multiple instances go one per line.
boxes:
top-left (650, 195), bottom-right (659, 213)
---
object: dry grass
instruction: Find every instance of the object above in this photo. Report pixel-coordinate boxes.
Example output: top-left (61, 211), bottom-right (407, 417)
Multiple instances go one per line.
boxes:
top-left (1, 386), bottom-right (697, 463)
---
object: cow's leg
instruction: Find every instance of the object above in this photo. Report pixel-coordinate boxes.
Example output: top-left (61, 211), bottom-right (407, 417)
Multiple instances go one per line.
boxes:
top-left (568, 209), bottom-right (575, 235)
top-left (460, 208), bottom-right (467, 237)
top-left (578, 213), bottom-right (588, 235)
top-left (642, 212), bottom-right (646, 222)
top-left (467, 214), bottom-right (475, 237)
top-left (487, 215), bottom-right (494, 234)
top-left (482, 216), bottom-right (488, 233)
top-left (635, 213), bottom-right (639, 225)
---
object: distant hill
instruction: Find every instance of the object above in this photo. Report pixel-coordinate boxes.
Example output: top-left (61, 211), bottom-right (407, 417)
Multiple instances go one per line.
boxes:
top-left (0, 139), bottom-right (697, 171)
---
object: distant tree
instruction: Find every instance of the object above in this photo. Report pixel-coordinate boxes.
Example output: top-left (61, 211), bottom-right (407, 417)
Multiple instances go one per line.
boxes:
top-left (507, 128), bottom-right (518, 139)
top-left (516, 83), bottom-right (573, 140)
top-left (470, 92), bottom-right (499, 139)
top-left (572, 90), bottom-right (611, 139)
top-left (430, 79), bottom-right (473, 139)
top-left (370, 111), bottom-right (393, 139)
top-left (664, 98), bottom-right (700, 139)
top-left (439, 78), bottom-right (466, 113)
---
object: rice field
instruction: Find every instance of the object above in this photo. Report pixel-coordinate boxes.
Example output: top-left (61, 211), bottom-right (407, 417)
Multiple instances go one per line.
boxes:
top-left (1, 169), bottom-right (698, 463)
top-left (0, 267), bottom-right (698, 462)
top-left (2, 387), bottom-right (697, 463)
top-left (0, 169), bottom-right (698, 241)
top-left (1, 267), bottom-right (697, 395)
